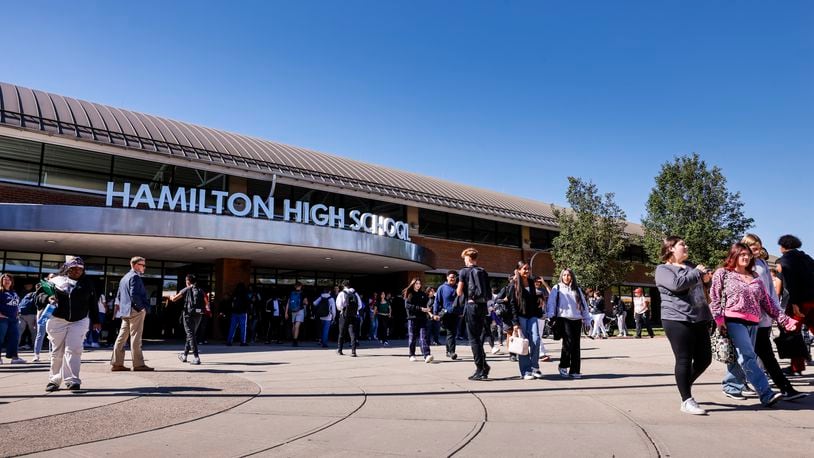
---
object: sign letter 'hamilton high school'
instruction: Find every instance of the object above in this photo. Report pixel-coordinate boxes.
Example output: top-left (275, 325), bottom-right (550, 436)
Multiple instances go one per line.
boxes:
top-left (105, 182), bottom-right (411, 241)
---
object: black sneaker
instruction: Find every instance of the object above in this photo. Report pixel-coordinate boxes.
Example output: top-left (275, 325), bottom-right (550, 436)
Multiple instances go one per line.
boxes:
top-left (45, 382), bottom-right (59, 392)
top-left (450, 353), bottom-right (458, 360)
top-left (783, 389), bottom-right (808, 401)
top-left (723, 391), bottom-right (747, 401)
top-left (468, 372), bottom-right (484, 381)
top-left (66, 382), bottom-right (81, 391)
top-left (482, 364), bottom-right (491, 379)
top-left (351, 351), bottom-right (357, 357)
top-left (337, 349), bottom-right (344, 355)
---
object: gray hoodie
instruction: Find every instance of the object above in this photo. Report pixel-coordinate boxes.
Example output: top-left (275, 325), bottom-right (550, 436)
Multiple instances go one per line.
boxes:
top-left (655, 263), bottom-right (712, 322)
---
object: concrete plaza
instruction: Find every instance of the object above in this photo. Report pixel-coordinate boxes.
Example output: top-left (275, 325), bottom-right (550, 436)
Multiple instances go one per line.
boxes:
top-left (1, 335), bottom-right (812, 457)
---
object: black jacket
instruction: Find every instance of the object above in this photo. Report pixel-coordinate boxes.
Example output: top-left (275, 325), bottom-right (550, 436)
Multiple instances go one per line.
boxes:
top-left (506, 281), bottom-right (541, 323)
top-left (778, 249), bottom-right (814, 307)
top-left (37, 275), bottom-right (98, 324)
top-left (405, 290), bottom-right (429, 322)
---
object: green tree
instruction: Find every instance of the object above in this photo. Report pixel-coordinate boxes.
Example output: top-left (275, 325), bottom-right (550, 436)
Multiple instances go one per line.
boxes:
top-left (642, 153), bottom-right (753, 268)
top-left (551, 177), bottom-right (631, 291)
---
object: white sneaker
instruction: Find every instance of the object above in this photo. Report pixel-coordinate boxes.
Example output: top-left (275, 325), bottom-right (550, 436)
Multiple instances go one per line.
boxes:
top-left (532, 370), bottom-right (544, 379)
top-left (31, 355), bottom-right (40, 362)
top-left (571, 373), bottom-right (582, 379)
top-left (10, 357), bottom-right (26, 364)
top-left (741, 387), bottom-right (758, 397)
top-left (409, 356), bottom-right (417, 362)
top-left (424, 355), bottom-right (434, 363)
top-left (191, 356), bottom-right (201, 365)
top-left (680, 398), bottom-right (707, 415)
top-left (177, 353), bottom-right (187, 363)
top-left (491, 346), bottom-right (501, 355)
top-left (523, 372), bottom-right (535, 380)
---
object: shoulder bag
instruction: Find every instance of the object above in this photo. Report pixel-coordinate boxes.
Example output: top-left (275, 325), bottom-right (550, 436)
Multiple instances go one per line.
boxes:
top-left (711, 271), bottom-right (736, 364)
top-left (551, 287), bottom-right (564, 341)
top-left (508, 328), bottom-right (530, 356)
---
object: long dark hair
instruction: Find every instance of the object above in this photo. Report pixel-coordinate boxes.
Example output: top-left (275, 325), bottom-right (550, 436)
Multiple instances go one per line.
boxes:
top-left (512, 261), bottom-right (530, 308)
top-left (402, 277), bottom-right (422, 300)
top-left (558, 268), bottom-right (584, 308)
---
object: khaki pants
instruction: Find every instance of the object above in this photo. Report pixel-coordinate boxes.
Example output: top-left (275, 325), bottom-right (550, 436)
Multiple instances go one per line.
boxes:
top-left (46, 317), bottom-right (88, 385)
top-left (111, 308), bottom-right (146, 367)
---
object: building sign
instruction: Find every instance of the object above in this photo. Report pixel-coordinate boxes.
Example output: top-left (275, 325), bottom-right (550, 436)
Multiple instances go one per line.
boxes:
top-left (105, 182), bottom-right (411, 241)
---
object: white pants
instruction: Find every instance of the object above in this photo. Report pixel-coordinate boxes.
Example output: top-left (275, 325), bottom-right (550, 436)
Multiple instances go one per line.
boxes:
top-left (46, 317), bottom-right (88, 386)
top-left (590, 313), bottom-right (607, 337)
top-left (616, 311), bottom-right (628, 336)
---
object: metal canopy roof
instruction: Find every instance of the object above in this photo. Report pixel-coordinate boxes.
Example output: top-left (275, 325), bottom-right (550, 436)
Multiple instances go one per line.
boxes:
top-left (0, 81), bottom-right (642, 234)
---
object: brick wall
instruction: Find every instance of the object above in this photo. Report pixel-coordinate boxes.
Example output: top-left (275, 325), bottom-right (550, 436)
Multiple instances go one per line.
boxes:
top-left (0, 182), bottom-right (105, 206)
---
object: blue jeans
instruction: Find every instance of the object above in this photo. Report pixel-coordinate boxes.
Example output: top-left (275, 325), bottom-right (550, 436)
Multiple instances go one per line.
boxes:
top-left (369, 315), bottom-right (379, 340)
top-left (722, 321), bottom-right (775, 404)
top-left (518, 317), bottom-right (541, 376)
top-left (0, 318), bottom-right (20, 358)
top-left (35, 318), bottom-right (49, 355)
top-left (320, 319), bottom-right (331, 346)
top-left (228, 313), bottom-right (248, 344)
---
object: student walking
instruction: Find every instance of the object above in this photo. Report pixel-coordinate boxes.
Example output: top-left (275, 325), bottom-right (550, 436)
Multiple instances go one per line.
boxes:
top-left (633, 288), bottom-right (654, 338)
top-left (111, 256), bottom-right (153, 372)
top-left (0, 273), bottom-right (26, 364)
top-left (227, 283), bottom-right (250, 346)
top-left (434, 271), bottom-right (459, 359)
top-left (457, 248), bottom-right (491, 381)
top-left (546, 269), bottom-right (591, 379)
top-left (374, 292), bottom-right (391, 345)
top-left (404, 278), bottom-right (433, 363)
top-left (336, 280), bottom-right (363, 357)
top-left (589, 291), bottom-right (608, 339)
top-left (710, 243), bottom-right (798, 407)
top-left (313, 288), bottom-right (336, 348)
top-left (505, 261), bottom-right (543, 380)
top-left (655, 236), bottom-right (714, 415)
top-left (38, 258), bottom-right (100, 391)
top-left (170, 274), bottom-right (205, 365)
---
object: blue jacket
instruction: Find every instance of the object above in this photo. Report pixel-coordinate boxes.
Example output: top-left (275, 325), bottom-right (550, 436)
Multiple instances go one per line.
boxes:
top-left (434, 283), bottom-right (457, 314)
top-left (115, 269), bottom-right (149, 317)
top-left (0, 291), bottom-right (20, 319)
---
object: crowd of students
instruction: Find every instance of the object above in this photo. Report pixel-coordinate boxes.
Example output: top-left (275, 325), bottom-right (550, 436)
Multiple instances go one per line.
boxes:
top-left (1, 236), bottom-right (812, 416)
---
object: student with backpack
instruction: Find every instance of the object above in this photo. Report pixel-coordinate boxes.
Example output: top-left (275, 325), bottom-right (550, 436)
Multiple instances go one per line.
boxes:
top-left (336, 280), bottom-right (363, 357)
top-left (457, 248), bottom-right (491, 381)
top-left (313, 288), bottom-right (336, 348)
top-left (285, 282), bottom-right (306, 347)
top-left (170, 274), bottom-right (205, 365)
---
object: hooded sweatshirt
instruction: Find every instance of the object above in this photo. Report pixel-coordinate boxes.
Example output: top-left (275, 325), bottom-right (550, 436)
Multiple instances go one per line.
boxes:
top-left (336, 288), bottom-right (363, 316)
top-left (314, 292), bottom-right (336, 321)
top-left (546, 283), bottom-right (591, 326)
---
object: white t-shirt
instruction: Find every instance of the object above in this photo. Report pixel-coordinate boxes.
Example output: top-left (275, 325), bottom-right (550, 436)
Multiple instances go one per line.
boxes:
top-left (633, 296), bottom-right (648, 314)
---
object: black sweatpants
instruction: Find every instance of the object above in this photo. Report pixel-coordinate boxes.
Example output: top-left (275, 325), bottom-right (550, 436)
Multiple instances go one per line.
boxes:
top-left (662, 319), bottom-right (712, 402)
top-left (560, 318), bottom-right (584, 374)
top-left (442, 313), bottom-right (459, 355)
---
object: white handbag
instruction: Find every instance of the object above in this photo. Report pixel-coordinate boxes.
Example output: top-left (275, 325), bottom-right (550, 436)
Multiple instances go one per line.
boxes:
top-left (508, 330), bottom-right (530, 356)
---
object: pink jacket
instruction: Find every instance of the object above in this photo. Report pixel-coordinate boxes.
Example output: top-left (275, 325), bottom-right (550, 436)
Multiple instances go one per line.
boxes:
top-left (709, 268), bottom-right (791, 327)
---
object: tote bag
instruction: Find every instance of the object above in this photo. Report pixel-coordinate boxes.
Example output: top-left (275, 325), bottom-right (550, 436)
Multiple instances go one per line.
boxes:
top-left (508, 330), bottom-right (530, 356)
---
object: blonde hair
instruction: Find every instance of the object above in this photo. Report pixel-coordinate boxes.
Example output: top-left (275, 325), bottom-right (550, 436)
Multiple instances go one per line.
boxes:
top-left (741, 233), bottom-right (763, 248)
top-left (130, 256), bottom-right (145, 266)
top-left (461, 248), bottom-right (479, 260)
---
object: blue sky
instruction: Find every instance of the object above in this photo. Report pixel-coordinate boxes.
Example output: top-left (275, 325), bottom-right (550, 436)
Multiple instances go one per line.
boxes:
top-left (3, 1), bottom-right (812, 256)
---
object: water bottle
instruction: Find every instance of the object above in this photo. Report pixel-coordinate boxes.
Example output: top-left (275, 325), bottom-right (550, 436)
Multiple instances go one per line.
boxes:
top-left (38, 301), bottom-right (56, 327)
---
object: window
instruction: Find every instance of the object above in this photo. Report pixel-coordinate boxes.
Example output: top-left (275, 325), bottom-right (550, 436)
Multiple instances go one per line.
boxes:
top-left (496, 222), bottom-right (521, 247)
top-left (0, 136), bottom-right (40, 185)
top-left (473, 219), bottom-right (496, 245)
top-left (418, 209), bottom-right (447, 238)
top-left (447, 213), bottom-right (473, 242)
top-left (41, 144), bottom-right (111, 193)
top-left (112, 156), bottom-right (172, 185)
top-left (529, 227), bottom-right (558, 250)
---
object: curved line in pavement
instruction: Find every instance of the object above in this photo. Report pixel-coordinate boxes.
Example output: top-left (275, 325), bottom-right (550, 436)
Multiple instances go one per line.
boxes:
top-left (594, 395), bottom-right (663, 457)
top-left (446, 381), bottom-right (489, 458)
top-left (240, 386), bottom-right (369, 457)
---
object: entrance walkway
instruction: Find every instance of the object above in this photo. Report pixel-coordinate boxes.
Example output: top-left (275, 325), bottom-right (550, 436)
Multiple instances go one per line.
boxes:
top-left (1, 337), bottom-right (811, 457)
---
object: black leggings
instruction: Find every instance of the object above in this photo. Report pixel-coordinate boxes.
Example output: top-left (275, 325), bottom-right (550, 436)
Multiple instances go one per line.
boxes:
top-left (755, 326), bottom-right (792, 392)
top-left (662, 319), bottom-right (712, 402)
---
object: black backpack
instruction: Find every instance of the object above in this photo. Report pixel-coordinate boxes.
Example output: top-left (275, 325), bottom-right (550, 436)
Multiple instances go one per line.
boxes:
top-left (465, 266), bottom-right (489, 303)
top-left (343, 291), bottom-right (358, 316)
top-left (186, 286), bottom-right (205, 316)
top-left (317, 298), bottom-right (331, 318)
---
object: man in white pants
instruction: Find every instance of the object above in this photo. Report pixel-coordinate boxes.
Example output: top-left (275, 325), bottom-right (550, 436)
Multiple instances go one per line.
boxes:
top-left (41, 257), bottom-right (100, 392)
